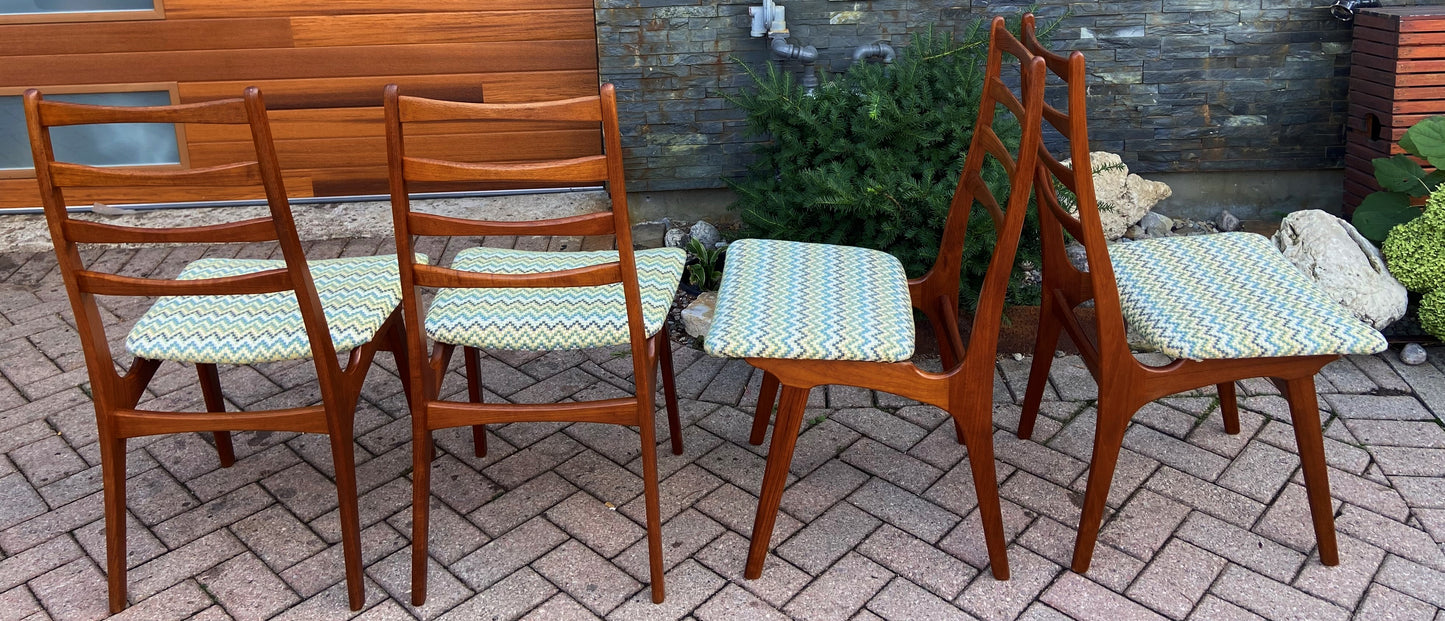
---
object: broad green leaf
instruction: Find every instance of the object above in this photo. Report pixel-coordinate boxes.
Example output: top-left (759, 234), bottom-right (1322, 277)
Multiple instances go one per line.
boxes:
top-left (1353, 192), bottom-right (1422, 242)
top-left (1373, 155), bottom-right (1430, 195)
top-left (1401, 116), bottom-right (1445, 168)
top-left (1424, 170), bottom-right (1445, 194)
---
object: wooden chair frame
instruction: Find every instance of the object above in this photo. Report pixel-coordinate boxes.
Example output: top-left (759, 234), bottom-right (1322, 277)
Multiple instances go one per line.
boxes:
top-left (24, 87), bottom-right (399, 612)
top-left (740, 18), bottom-right (1048, 582)
top-left (1013, 14), bottom-right (1340, 573)
top-left (385, 83), bottom-right (682, 605)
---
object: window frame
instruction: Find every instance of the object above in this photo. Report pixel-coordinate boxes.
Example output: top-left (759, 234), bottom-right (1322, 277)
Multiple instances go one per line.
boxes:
top-left (0, 82), bottom-right (188, 179)
top-left (0, 0), bottom-right (162, 25)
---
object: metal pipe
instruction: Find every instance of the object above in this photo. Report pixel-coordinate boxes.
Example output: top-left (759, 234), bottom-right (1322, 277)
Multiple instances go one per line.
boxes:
top-left (852, 41), bottom-right (896, 65)
top-left (0, 186), bottom-right (605, 216)
top-left (768, 34), bottom-right (817, 63)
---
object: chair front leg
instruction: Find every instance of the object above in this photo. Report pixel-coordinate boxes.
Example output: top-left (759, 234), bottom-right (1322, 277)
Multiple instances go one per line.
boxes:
top-left (745, 384), bottom-right (809, 580)
top-left (1277, 375), bottom-right (1339, 565)
top-left (749, 371), bottom-right (780, 446)
top-left (957, 402), bottom-right (1010, 580)
top-left (99, 426), bottom-right (129, 613)
top-left (1071, 396), bottom-right (1133, 573)
top-left (636, 381), bottom-right (667, 603)
top-left (326, 418), bottom-right (365, 610)
top-left (411, 419), bottom-right (434, 606)
top-left (1217, 381), bottom-right (1240, 435)
top-left (196, 363), bottom-right (236, 468)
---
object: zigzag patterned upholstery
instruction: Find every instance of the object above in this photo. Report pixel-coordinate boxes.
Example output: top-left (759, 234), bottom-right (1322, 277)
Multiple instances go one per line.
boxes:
top-left (426, 246), bottom-right (685, 351)
top-left (1111, 232), bottom-right (1388, 360)
top-left (704, 238), bottom-right (915, 362)
top-left (127, 254), bottom-right (423, 365)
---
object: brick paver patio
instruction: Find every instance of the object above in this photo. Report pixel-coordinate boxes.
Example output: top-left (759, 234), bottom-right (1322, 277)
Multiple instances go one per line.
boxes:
top-left (0, 234), bottom-right (1442, 620)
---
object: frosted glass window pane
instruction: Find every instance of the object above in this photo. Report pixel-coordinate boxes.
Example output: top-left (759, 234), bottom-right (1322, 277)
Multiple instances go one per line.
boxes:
top-left (0, 0), bottom-right (152, 15)
top-left (0, 90), bottom-right (180, 171)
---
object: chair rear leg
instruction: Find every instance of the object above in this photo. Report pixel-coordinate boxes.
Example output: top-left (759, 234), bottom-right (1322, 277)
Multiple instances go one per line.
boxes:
top-left (99, 428), bottom-right (129, 614)
top-left (462, 346), bottom-right (487, 458)
top-left (327, 425), bottom-right (365, 610)
top-left (745, 385), bottom-right (808, 580)
top-left (1071, 398), bottom-right (1132, 573)
top-left (637, 390), bottom-right (667, 603)
top-left (1019, 301), bottom-right (1063, 440)
top-left (196, 364), bottom-right (236, 468)
top-left (1279, 375), bottom-right (1339, 565)
top-left (958, 405), bottom-right (1010, 580)
top-left (411, 422), bottom-right (434, 605)
top-left (749, 371), bottom-right (780, 446)
top-left (656, 332), bottom-right (683, 455)
top-left (1217, 381), bottom-right (1240, 435)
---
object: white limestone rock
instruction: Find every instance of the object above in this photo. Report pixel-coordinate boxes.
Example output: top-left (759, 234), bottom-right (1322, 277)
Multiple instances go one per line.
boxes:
top-left (1271, 209), bottom-right (1407, 330)
top-left (681, 292), bottom-right (717, 339)
top-left (1061, 151), bottom-right (1173, 241)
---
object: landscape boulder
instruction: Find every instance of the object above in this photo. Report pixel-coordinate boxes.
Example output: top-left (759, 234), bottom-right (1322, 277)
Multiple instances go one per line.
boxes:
top-left (1062, 151), bottom-right (1172, 240)
top-left (1272, 210), bottom-right (1407, 330)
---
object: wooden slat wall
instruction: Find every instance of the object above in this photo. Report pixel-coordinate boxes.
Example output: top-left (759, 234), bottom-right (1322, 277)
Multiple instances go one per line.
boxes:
top-left (0, 0), bottom-right (600, 209)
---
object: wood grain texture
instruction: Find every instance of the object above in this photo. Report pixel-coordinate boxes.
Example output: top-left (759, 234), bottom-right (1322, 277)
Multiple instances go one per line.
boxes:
top-left (290, 10), bottom-right (595, 46)
top-left (164, 0), bottom-right (592, 19)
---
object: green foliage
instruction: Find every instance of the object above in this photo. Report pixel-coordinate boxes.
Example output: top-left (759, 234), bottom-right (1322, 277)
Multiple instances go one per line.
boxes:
top-left (1382, 190), bottom-right (1445, 293)
top-left (1420, 288), bottom-right (1445, 342)
top-left (685, 238), bottom-right (725, 291)
top-left (724, 21), bottom-right (1043, 309)
top-left (1355, 116), bottom-right (1445, 242)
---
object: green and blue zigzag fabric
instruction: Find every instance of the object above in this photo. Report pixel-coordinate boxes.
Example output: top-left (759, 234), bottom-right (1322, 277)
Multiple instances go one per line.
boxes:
top-left (1110, 232), bottom-right (1388, 360)
top-left (127, 254), bottom-right (423, 365)
top-left (704, 238), bottom-right (915, 362)
top-left (425, 247), bottom-right (685, 351)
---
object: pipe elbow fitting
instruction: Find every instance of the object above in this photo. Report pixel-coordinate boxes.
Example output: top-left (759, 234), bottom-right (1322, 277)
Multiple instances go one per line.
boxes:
top-left (769, 35), bottom-right (818, 63)
top-left (851, 42), bottom-right (896, 65)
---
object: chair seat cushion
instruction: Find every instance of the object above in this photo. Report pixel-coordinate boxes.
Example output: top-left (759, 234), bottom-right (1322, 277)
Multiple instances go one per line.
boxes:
top-left (127, 254), bottom-right (419, 365)
top-left (704, 239), bottom-right (915, 362)
top-left (1110, 232), bottom-right (1388, 360)
top-left (425, 247), bottom-right (685, 351)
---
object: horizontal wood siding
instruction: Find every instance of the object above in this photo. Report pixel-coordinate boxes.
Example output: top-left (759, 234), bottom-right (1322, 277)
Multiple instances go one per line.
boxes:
top-left (0, 0), bottom-right (599, 209)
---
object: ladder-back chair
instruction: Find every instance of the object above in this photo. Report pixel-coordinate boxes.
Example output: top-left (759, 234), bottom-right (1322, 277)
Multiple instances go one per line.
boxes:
top-left (1015, 14), bottom-right (1388, 572)
top-left (703, 17), bottom-right (1048, 581)
top-left (24, 87), bottom-right (411, 612)
top-left (385, 84), bottom-right (684, 605)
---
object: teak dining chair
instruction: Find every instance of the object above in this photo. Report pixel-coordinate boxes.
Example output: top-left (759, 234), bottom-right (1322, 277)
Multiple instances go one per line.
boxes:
top-left (23, 87), bottom-right (412, 612)
top-left (1014, 14), bottom-right (1388, 573)
top-left (385, 84), bottom-right (685, 605)
top-left (703, 17), bottom-right (1048, 582)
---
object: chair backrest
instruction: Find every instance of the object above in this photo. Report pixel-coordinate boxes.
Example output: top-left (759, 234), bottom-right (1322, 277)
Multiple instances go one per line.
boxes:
top-left (384, 84), bottom-right (650, 391)
top-left (23, 88), bottom-right (340, 406)
top-left (931, 17), bottom-right (1047, 369)
top-left (1020, 14), bottom-right (1133, 363)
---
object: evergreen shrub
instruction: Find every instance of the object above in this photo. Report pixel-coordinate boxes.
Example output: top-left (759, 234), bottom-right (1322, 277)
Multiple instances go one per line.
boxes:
top-left (725, 21), bottom-right (1045, 309)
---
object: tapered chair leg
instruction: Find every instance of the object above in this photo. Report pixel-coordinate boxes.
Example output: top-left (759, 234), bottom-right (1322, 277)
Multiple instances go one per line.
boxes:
top-left (462, 346), bottom-right (487, 458)
top-left (327, 423), bottom-right (365, 610)
top-left (750, 372), bottom-right (780, 446)
top-left (411, 423), bottom-right (434, 605)
top-left (636, 386), bottom-right (666, 602)
top-left (99, 429), bottom-right (129, 614)
top-left (1070, 400), bottom-right (1132, 573)
top-left (745, 384), bottom-right (809, 580)
top-left (656, 333), bottom-right (683, 456)
top-left (958, 406), bottom-right (1010, 579)
top-left (1279, 376), bottom-right (1339, 565)
top-left (1019, 297), bottom-right (1064, 440)
top-left (1218, 381), bottom-right (1240, 435)
top-left (196, 364), bottom-right (236, 468)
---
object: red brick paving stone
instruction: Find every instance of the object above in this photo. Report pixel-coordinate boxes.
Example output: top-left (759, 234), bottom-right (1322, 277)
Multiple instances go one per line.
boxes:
top-left (692, 531), bottom-right (810, 608)
top-left (437, 568), bottom-right (557, 621)
top-left (279, 522), bottom-right (406, 599)
top-left (1046, 357), bottom-right (1099, 401)
top-left (1215, 441), bottom-right (1298, 503)
top-left (0, 474), bottom-right (52, 533)
top-left (857, 524), bottom-right (978, 600)
top-left (448, 517), bottom-right (568, 592)
top-left (73, 511), bottom-right (165, 570)
top-left (468, 471), bottom-right (577, 538)
top-left (259, 461), bottom-right (342, 522)
top-left (1016, 516), bottom-right (1144, 593)
top-left (1001, 471), bottom-right (1083, 529)
top-left (783, 552), bottom-right (893, 621)
top-left (1132, 402), bottom-right (1199, 439)
top-left (907, 421), bottom-right (969, 471)
top-left (544, 490), bottom-right (645, 558)
top-left (1335, 505), bottom-right (1445, 572)
top-left (427, 454), bottom-right (503, 515)
top-left (106, 580), bottom-right (213, 621)
top-left (127, 528), bottom-right (245, 601)
top-left (607, 560), bottom-right (726, 621)
top-left (1041, 572), bottom-right (1169, 621)
top-left (1344, 419), bottom-right (1445, 448)
top-left (1252, 483), bottom-right (1345, 554)
top-left (486, 434), bottom-right (588, 491)
top-left (1175, 512), bottom-right (1306, 582)
top-left (1375, 554), bottom-right (1445, 609)
top-left (613, 508), bottom-right (726, 582)
top-left (1355, 584), bottom-right (1439, 621)
top-left (620, 463), bottom-right (724, 525)
top-left (698, 358), bottom-right (755, 405)
top-left (1293, 533), bottom-right (1387, 609)
top-left (1211, 565), bottom-right (1350, 621)
top-left (776, 502), bottom-right (881, 575)
top-left (850, 477), bottom-right (959, 543)
top-left (1187, 409), bottom-right (1267, 459)
top-left (777, 460), bottom-right (869, 523)
top-left (840, 437), bottom-right (943, 494)
top-left (0, 534), bottom-right (82, 592)
top-left (194, 553), bottom-right (300, 621)
top-left (695, 443), bottom-right (776, 495)
top-left (268, 576), bottom-right (389, 621)
top-left (693, 484), bottom-right (803, 548)
top-left (1097, 489), bottom-right (1191, 561)
top-left (787, 419), bottom-right (864, 477)
top-left (1372, 447), bottom-right (1445, 477)
top-left (1067, 447), bottom-right (1161, 510)
top-left (1125, 540), bottom-right (1228, 620)
top-left (311, 478), bottom-right (413, 545)
top-left (696, 405), bottom-right (772, 457)
top-left (938, 499), bottom-right (1031, 571)
top-left (866, 577), bottom-right (976, 621)
top-left (1144, 467), bottom-right (1266, 529)
top-left (1123, 424), bottom-right (1231, 481)
top-left (831, 407), bottom-right (928, 452)
top-left (1323, 394), bottom-right (1435, 421)
top-left (1186, 594), bottom-right (1267, 620)
top-left (366, 549), bottom-right (472, 617)
top-left (994, 428), bottom-right (1088, 487)
top-left (9, 435), bottom-right (87, 489)
top-left (28, 557), bottom-right (109, 621)
top-left (694, 583), bottom-right (790, 621)
top-left (532, 540), bottom-right (641, 616)
top-left (955, 546), bottom-right (1061, 621)
top-left (519, 593), bottom-right (602, 621)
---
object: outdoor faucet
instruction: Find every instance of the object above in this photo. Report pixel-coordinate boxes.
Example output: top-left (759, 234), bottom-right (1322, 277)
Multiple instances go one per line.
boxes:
top-left (1329, 0), bottom-right (1381, 22)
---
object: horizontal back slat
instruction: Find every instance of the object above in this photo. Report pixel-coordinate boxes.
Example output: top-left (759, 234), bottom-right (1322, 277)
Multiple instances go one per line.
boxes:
top-left (402, 155), bottom-right (606, 184)
top-left (408, 211), bottom-right (613, 238)
top-left (48, 161), bottom-right (264, 188)
top-left (37, 97), bottom-right (247, 126)
top-left (64, 217), bottom-right (278, 245)
top-left (74, 268), bottom-right (292, 297)
top-left (411, 262), bottom-right (622, 289)
top-left (399, 93), bottom-right (602, 123)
